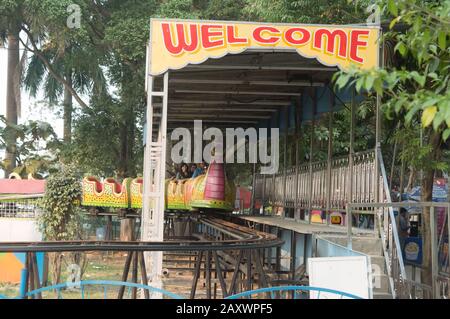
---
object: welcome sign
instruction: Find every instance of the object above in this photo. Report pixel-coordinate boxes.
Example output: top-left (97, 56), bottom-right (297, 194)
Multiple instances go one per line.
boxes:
top-left (149, 19), bottom-right (380, 75)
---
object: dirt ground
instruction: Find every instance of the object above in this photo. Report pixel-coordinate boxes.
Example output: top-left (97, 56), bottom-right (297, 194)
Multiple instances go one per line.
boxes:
top-left (0, 251), bottom-right (214, 299)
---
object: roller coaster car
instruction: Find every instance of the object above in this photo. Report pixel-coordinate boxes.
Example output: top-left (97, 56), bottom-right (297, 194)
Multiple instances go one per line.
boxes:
top-left (165, 161), bottom-right (235, 211)
top-left (82, 162), bottom-right (235, 211)
top-left (82, 176), bottom-right (131, 208)
top-left (130, 178), bottom-right (143, 208)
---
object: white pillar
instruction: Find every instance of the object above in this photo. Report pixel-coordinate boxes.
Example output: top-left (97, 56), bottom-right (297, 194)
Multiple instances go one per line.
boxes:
top-left (141, 72), bottom-right (169, 298)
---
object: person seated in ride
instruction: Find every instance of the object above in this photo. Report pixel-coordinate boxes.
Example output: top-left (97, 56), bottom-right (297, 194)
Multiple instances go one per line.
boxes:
top-left (191, 161), bottom-right (207, 178)
top-left (176, 163), bottom-right (191, 179)
top-left (189, 163), bottom-right (197, 177)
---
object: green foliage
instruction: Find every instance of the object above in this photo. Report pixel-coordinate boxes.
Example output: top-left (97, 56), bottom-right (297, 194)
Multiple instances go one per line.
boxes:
top-left (38, 165), bottom-right (83, 241)
top-left (0, 116), bottom-right (60, 177)
top-left (334, 0), bottom-right (450, 141)
top-left (243, 0), bottom-right (370, 23)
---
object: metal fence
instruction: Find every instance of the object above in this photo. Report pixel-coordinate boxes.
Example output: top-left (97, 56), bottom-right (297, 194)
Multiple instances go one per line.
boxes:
top-left (346, 202), bottom-right (450, 299)
top-left (254, 150), bottom-right (376, 213)
top-left (0, 196), bottom-right (43, 219)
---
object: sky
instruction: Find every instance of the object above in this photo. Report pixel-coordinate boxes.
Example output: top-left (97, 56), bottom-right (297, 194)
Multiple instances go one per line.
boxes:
top-left (0, 46), bottom-right (64, 178)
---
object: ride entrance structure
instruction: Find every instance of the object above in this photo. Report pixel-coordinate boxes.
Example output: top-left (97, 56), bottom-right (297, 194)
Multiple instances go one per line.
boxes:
top-left (142, 19), bottom-right (382, 296)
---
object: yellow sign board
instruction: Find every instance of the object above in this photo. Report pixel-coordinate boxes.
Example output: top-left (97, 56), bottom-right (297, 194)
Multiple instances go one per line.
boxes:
top-left (149, 19), bottom-right (380, 75)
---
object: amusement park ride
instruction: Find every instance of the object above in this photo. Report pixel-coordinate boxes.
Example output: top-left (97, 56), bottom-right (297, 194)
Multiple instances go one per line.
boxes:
top-left (6, 18), bottom-right (439, 300)
top-left (82, 161), bottom-right (236, 211)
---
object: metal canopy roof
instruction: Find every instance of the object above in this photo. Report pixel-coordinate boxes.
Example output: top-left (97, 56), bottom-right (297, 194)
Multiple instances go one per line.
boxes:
top-left (151, 50), bottom-right (338, 131)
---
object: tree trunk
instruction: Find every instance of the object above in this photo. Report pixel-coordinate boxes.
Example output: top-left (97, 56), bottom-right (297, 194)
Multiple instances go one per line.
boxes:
top-left (118, 107), bottom-right (135, 178)
top-left (5, 27), bottom-right (20, 176)
top-left (420, 129), bottom-right (442, 290)
top-left (406, 167), bottom-right (416, 192)
top-left (63, 71), bottom-right (73, 143)
top-left (118, 122), bottom-right (129, 178)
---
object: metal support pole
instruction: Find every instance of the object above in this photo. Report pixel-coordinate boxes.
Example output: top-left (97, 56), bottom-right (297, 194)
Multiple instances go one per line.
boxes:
top-left (326, 91), bottom-right (334, 225)
top-left (349, 88), bottom-right (356, 209)
top-left (190, 251), bottom-right (203, 299)
top-left (448, 203), bottom-right (450, 279)
top-left (139, 252), bottom-right (150, 299)
top-left (213, 251), bottom-right (228, 297)
top-left (31, 253), bottom-right (41, 299)
top-left (308, 90), bottom-right (317, 224)
top-left (118, 252), bottom-right (133, 299)
top-left (27, 253), bottom-right (35, 298)
top-left (228, 250), bottom-right (244, 295)
top-left (253, 250), bottom-right (269, 288)
top-left (374, 31), bottom-right (384, 205)
top-left (282, 105), bottom-right (289, 217)
top-left (276, 228), bottom-right (282, 271)
top-left (246, 250), bottom-right (252, 291)
top-left (294, 96), bottom-right (302, 220)
top-left (251, 163), bottom-right (257, 214)
top-left (131, 252), bottom-right (138, 299)
top-left (261, 174), bottom-right (266, 214)
top-left (206, 251), bottom-right (212, 299)
top-left (430, 206), bottom-right (437, 298)
top-left (290, 230), bottom-right (297, 280)
top-left (346, 206), bottom-right (352, 250)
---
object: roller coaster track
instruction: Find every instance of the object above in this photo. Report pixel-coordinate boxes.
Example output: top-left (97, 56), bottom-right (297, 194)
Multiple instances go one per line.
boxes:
top-left (0, 215), bottom-right (287, 299)
top-left (0, 215), bottom-right (283, 253)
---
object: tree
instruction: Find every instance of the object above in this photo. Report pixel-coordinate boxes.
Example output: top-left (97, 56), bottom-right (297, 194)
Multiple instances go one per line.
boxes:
top-left (0, 116), bottom-right (60, 178)
top-left (335, 0), bottom-right (450, 288)
top-left (38, 165), bottom-right (85, 284)
top-left (243, 0), bottom-right (371, 23)
top-left (0, 0), bottom-right (24, 175)
top-left (20, 0), bottom-right (108, 143)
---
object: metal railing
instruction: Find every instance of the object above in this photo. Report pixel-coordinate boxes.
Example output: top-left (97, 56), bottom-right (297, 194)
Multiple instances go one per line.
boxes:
top-left (0, 280), bottom-right (184, 299)
top-left (347, 201), bottom-right (450, 299)
top-left (254, 150), bottom-right (376, 214)
top-left (225, 286), bottom-right (364, 299)
top-left (0, 196), bottom-right (44, 219)
top-left (0, 283), bottom-right (364, 299)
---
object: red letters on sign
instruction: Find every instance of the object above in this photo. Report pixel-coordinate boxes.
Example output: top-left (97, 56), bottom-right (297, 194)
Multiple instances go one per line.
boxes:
top-left (162, 23), bottom-right (199, 55)
top-left (314, 29), bottom-right (348, 58)
top-left (350, 30), bottom-right (369, 63)
top-left (284, 28), bottom-right (311, 46)
top-left (227, 25), bottom-right (248, 45)
top-left (160, 22), bottom-right (370, 65)
top-left (201, 25), bottom-right (225, 49)
top-left (253, 26), bottom-right (281, 44)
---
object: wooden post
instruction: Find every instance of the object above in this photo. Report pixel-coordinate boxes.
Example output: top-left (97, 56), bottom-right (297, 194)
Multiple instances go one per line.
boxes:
top-left (120, 218), bottom-right (135, 241)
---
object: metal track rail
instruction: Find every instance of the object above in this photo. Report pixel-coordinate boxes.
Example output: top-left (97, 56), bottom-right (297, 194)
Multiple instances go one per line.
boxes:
top-left (0, 216), bottom-right (283, 253)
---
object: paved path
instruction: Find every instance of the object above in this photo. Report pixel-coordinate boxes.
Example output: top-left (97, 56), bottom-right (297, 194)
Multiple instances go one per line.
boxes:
top-left (236, 215), bottom-right (375, 236)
